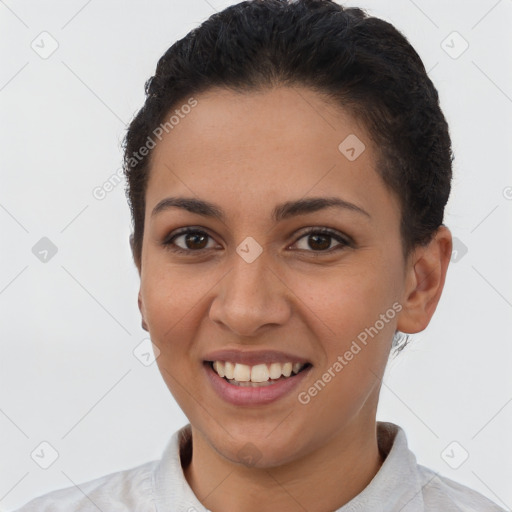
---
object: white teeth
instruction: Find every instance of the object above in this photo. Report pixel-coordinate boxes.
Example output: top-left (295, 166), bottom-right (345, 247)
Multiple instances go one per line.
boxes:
top-left (211, 360), bottom-right (308, 383)
top-left (233, 363), bottom-right (251, 382)
top-left (224, 361), bottom-right (235, 380)
top-left (282, 362), bottom-right (292, 377)
top-left (251, 364), bottom-right (269, 383)
top-left (213, 361), bottom-right (225, 378)
top-left (269, 362), bottom-right (282, 379)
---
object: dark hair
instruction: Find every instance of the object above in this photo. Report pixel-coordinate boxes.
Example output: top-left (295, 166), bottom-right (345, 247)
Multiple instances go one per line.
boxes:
top-left (123, 0), bottom-right (453, 274)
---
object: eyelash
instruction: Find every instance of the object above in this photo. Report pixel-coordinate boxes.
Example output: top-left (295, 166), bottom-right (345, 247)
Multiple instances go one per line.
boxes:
top-left (162, 227), bottom-right (352, 256)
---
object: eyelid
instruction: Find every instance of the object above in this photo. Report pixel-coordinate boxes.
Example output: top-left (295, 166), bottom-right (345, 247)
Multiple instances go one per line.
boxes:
top-left (292, 226), bottom-right (353, 249)
top-left (163, 226), bottom-right (220, 251)
top-left (163, 226), bottom-right (353, 254)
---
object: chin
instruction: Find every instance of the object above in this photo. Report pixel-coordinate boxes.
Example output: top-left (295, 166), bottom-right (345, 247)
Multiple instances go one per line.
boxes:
top-left (212, 431), bottom-right (306, 470)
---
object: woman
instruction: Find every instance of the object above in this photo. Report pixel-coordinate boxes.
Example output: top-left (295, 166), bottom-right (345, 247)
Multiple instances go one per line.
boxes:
top-left (14, 0), bottom-right (505, 510)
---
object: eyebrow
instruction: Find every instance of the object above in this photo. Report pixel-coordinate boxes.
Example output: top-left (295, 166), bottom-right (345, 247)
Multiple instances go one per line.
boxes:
top-left (151, 196), bottom-right (370, 222)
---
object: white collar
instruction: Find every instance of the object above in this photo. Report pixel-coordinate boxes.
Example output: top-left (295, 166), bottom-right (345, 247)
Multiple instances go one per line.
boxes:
top-left (152, 421), bottom-right (426, 512)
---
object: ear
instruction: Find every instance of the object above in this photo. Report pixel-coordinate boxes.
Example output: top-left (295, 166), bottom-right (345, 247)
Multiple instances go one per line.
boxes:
top-left (396, 225), bottom-right (452, 334)
top-left (131, 233), bottom-right (147, 331)
top-left (129, 233), bottom-right (141, 275)
top-left (138, 288), bottom-right (149, 332)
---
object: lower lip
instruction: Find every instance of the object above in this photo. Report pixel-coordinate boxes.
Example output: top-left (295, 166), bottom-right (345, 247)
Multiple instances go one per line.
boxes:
top-left (204, 362), bottom-right (312, 406)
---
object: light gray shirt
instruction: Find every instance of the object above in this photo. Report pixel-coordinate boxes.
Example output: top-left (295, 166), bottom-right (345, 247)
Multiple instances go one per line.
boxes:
top-left (13, 421), bottom-right (505, 511)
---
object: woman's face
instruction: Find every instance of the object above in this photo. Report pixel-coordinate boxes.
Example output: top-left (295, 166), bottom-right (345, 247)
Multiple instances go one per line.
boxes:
top-left (137, 86), bottom-right (413, 467)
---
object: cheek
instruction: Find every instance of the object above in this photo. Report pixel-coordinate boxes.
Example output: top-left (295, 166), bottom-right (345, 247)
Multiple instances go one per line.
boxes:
top-left (291, 261), bottom-right (398, 402)
top-left (293, 275), bottom-right (395, 422)
top-left (140, 265), bottom-right (205, 349)
top-left (291, 263), bottom-right (397, 342)
top-left (141, 268), bottom-right (207, 411)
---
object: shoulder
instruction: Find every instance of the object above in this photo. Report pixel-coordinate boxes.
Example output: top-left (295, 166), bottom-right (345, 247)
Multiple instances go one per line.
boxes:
top-left (372, 422), bottom-right (505, 512)
top-left (12, 460), bottom-right (158, 512)
top-left (416, 464), bottom-right (506, 512)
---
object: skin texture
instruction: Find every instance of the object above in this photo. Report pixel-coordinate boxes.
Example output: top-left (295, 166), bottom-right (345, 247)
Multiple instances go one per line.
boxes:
top-left (134, 86), bottom-right (452, 512)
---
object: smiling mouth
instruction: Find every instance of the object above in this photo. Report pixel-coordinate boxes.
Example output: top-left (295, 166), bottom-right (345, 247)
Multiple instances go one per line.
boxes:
top-left (206, 360), bottom-right (312, 387)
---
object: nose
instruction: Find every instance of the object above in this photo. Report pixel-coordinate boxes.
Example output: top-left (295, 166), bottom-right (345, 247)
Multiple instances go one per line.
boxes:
top-left (208, 250), bottom-right (291, 338)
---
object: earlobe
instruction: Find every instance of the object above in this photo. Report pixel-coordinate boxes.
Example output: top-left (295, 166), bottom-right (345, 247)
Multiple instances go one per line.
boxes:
top-left (133, 234), bottom-right (146, 330)
top-left (396, 226), bottom-right (452, 334)
top-left (138, 290), bottom-right (149, 332)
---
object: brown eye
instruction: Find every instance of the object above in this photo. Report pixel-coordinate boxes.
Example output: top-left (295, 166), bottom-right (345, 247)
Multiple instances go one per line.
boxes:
top-left (180, 231), bottom-right (209, 250)
top-left (164, 228), bottom-right (217, 253)
top-left (292, 228), bottom-right (350, 253)
top-left (305, 233), bottom-right (332, 251)
top-left (163, 227), bottom-right (351, 256)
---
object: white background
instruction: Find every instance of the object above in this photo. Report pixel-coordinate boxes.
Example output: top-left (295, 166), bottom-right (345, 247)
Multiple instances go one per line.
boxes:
top-left (1, 0), bottom-right (511, 510)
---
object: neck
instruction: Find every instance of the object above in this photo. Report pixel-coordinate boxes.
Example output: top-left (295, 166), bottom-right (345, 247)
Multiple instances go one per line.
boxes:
top-left (183, 418), bottom-right (385, 512)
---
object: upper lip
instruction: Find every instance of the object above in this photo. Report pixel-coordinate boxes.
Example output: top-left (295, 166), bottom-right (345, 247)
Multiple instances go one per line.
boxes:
top-left (203, 349), bottom-right (311, 366)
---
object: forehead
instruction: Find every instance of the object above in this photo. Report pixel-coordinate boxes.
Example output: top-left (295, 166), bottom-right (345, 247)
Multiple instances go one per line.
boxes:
top-left (145, 86), bottom-right (399, 224)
